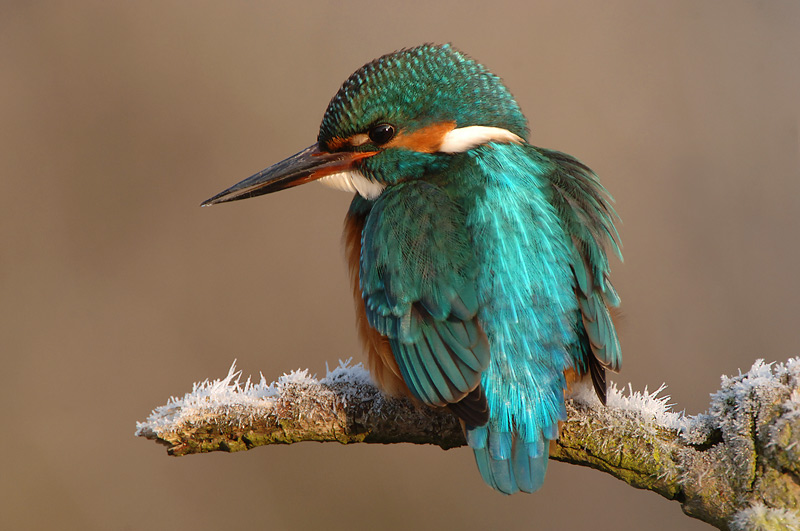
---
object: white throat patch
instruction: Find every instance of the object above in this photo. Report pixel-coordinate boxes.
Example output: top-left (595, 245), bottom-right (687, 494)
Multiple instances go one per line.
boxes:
top-left (438, 125), bottom-right (524, 153)
top-left (318, 170), bottom-right (386, 200)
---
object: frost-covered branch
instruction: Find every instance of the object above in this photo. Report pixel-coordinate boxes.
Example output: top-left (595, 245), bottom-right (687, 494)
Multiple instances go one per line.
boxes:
top-left (136, 361), bottom-right (465, 452)
top-left (136, 359), bottom-right (800, 530)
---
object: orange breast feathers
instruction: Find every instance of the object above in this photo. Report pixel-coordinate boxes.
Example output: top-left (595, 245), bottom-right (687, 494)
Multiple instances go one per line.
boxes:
top-left (344, 211), bottom-right (413, 398)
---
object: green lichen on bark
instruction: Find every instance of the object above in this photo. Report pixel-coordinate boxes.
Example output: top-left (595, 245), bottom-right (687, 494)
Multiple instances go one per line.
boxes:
top-left (550, 401), bottom-right (683, 498)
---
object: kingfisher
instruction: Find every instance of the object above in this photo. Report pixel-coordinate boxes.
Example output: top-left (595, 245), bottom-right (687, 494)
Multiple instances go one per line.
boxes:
top-left (202, 44), bottom-right (621, 495)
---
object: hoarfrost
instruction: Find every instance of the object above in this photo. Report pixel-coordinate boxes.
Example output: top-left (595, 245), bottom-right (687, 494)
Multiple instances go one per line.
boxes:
top-left (135, 359), bottom-right (375, 437)
top-left (730, 502), bottom-right (800, 531)
top-left (569, 378), bottom-right (688, 432)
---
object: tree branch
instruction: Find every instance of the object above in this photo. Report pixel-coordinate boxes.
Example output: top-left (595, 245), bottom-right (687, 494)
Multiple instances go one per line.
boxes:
top-left (136, 359), bottom-right (800, 530)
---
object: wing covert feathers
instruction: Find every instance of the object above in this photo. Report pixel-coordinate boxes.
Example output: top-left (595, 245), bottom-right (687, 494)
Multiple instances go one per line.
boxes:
top-left (346, 187), bottom-right (490, 424)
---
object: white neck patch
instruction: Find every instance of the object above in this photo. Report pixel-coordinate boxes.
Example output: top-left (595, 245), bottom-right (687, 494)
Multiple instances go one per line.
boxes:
top-left (318, 170), bottom-right (386, 200)
top-left (438, 125), bottom-right (524, 153)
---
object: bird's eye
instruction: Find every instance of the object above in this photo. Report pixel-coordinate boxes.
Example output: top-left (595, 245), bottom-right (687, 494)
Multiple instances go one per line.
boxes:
top-left (368, 123), bottom-right (395, 145)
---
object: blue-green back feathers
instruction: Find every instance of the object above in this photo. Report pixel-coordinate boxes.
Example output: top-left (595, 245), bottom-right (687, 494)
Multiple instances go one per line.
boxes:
top-left (460, 144), bottom-right (579, 494)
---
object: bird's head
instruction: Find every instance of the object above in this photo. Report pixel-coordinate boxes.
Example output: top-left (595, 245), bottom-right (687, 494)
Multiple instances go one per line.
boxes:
top-left (202, 44), bottom-right (528, 206)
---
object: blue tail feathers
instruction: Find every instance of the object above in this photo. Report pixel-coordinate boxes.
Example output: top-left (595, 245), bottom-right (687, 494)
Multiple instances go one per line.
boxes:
top-left (467, 425), bottom-right (553, 494)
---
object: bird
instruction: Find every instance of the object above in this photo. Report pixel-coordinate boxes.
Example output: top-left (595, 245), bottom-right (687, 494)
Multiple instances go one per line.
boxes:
top-left (202, 43), bottom-right (622, 495)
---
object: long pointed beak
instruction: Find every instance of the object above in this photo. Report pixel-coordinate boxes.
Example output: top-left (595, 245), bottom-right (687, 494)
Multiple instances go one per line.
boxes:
top-left (201, 143), bottom-right (376, 206)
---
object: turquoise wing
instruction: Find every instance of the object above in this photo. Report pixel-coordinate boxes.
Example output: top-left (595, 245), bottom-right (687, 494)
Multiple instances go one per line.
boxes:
top-left (543, 148), bottom-right (623, 400)
top-left (360, 180), bottom-right (491, 423)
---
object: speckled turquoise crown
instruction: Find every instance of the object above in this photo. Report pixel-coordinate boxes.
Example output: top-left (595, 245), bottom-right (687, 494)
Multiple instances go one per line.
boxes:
top-left (318, 44), bottom-right (529, 147)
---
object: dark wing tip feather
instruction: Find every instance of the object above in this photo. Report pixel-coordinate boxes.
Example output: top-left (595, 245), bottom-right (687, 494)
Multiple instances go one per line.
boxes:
top-left (588, 355), bottom-right (607, 405)
top-left (448, 385), bottom-right (489, 427)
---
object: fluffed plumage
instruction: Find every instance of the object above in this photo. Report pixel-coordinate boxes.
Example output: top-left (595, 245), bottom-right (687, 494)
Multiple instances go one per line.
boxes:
top-left (203, 43), bottom-right (622, 495)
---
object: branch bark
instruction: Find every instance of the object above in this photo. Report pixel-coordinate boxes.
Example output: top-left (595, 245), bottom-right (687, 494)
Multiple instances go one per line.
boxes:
top-left (136, 360), bottom-right (800, 530)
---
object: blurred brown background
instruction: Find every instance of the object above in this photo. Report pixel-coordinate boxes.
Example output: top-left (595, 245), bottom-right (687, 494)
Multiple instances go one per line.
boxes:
top-left (2, 2), bottom-right (798, 530)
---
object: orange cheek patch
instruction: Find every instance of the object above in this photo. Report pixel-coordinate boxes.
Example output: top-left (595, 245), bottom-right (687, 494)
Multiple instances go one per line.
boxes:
top-left (324, 137), bottom-right (350, 151)
top-left (325, 134), bottom-right (370, 151)
top-left (387, 121), bottom-right (457, 153)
